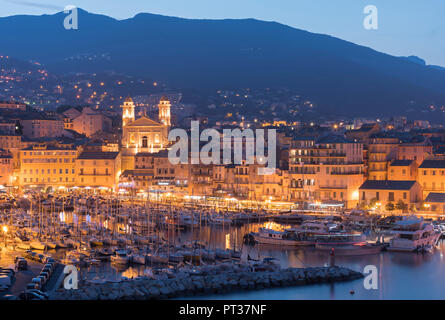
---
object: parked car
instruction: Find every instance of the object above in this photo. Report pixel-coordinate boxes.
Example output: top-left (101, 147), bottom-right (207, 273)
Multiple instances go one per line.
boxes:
top-left (40, 271), bottom-right (50, 281)
top-left (0, 268), bottom-right (15, 277)
top-left (44, 257), bottom-right (55, 264)
top-left (44, 263), bottom-right (54, 271)
top-left (26, 283), bottom-right (40, 290)
top-left (16, 258), bottom-right (27, 271)
top-left (1, 294), bottom-right (18, 300)
top-left (31, 277), bottom-right (44, 286)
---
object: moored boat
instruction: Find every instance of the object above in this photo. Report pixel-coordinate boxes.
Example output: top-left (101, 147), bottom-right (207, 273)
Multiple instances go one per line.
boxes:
top-left (388, 216), bottom-right (441, 252)
top-left (111, 249), bottom-right (129, 264)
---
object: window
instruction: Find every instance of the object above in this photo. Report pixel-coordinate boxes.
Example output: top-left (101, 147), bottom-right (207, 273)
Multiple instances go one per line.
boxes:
top-left (142, 136), bottom-right (148, 148)
top-left (388, 192), bottom-right (394, 202)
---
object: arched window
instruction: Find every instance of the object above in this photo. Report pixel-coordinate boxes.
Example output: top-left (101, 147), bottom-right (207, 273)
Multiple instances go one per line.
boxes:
top-left (142, 136), bottom-right (148, 148)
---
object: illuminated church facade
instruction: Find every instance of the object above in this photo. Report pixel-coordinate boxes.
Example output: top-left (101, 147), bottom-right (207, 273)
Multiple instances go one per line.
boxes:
top-left (121, 96), bottom-right (171, 170)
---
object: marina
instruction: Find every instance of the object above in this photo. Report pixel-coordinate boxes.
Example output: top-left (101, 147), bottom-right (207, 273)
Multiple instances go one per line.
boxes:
top-left (0, 193), bottom-right (444, 299)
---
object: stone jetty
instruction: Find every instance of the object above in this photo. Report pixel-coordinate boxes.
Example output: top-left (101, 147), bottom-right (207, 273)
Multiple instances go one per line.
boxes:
top-left (52, 263), bottom-right (363, 300)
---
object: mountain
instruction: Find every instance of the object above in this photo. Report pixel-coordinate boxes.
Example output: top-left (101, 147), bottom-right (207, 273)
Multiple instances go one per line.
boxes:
top-left (1, 9), bottom-right (445, 117)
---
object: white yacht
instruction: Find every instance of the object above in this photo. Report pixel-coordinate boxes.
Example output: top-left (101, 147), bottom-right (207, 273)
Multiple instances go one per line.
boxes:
top-left (388, 216), bottom-right (441, 252)
top-left (252, 228), bottom-right (308, 246)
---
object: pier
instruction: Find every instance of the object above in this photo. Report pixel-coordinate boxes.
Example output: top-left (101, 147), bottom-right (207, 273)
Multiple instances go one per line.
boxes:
top-left (52, 264), bottom-right (363, 300)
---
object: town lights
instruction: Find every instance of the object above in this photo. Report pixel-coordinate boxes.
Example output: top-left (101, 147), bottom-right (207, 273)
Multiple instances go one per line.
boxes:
top-left (352, 191), bottom-right (359, 200)
top-left (2, 226), bottom-right (7, 233)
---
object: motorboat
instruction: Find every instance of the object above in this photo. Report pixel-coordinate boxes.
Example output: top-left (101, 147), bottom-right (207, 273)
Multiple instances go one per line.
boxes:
top-left (252, 228), bottom-right (306, 246)
top-left (388, 216), bottom-right (441, 252)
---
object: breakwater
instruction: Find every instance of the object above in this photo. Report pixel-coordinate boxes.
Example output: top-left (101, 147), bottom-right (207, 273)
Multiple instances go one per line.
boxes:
top-left (52, 263), bottom-right (363, 300)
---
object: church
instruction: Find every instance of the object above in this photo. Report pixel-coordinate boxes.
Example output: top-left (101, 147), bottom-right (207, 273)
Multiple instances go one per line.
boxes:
top-left (121, 96), bottom-right (171, 170)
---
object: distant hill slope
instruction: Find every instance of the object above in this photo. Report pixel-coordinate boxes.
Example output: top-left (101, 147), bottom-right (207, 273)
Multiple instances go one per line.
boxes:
top-left (1, 9), bottom-right (445, 117)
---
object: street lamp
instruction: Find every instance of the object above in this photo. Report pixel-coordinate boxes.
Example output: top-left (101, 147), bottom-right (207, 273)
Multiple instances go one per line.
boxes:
top-left (2, 225), bottom-right (7, 246)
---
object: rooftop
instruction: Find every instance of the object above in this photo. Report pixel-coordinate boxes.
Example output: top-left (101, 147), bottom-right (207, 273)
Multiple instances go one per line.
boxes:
top-left (77, 151), bottom-right (119, 160)
top-left (419, 160), bottom-right (445, 169)
top-left (425, 193), bottom-right (445, 203)
top-left (359, 180), bottom-right (416, 190)
top-left (390, 160), bottom-right (413, 167)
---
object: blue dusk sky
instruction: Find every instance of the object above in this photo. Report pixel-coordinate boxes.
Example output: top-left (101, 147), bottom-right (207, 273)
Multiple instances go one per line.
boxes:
top-left (0, 0), bottom-right (444, 67)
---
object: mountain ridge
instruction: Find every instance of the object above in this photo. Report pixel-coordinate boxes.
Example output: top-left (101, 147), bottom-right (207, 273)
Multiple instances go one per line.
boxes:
top-left (1, 9), bottom-right (445, 117)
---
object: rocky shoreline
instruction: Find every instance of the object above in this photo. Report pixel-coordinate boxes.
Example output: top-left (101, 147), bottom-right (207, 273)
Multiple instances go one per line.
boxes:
top-left (52, 263), bottom-right (364, 300)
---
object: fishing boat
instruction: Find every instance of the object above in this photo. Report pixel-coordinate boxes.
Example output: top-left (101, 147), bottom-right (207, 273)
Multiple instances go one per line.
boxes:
top-left (388, 216), bottom-right (441, 252)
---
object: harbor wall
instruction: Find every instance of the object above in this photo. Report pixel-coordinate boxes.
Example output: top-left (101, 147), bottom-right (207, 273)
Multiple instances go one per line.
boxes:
top-left (52, 264), bottom-right (363, 300)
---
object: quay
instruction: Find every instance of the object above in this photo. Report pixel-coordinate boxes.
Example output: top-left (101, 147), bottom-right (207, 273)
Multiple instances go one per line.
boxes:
top-left (52, 264), bottom-right (363, 300)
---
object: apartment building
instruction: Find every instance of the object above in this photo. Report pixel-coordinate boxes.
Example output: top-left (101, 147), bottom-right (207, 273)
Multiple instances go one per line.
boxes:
top-left (19, 144), bottom-right (78, 189)
top-left (289, 135), bottom-right (364, 209)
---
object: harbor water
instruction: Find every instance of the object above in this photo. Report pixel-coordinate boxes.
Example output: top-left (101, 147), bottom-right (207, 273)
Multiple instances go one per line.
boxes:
top-left (51, 220), bottom-right (445, 300)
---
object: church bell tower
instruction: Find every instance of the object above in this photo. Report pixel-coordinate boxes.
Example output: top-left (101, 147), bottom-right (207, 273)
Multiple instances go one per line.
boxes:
top-left (121, 96), bottom-right (135, 127)
top-left (158, 96), bottom-right (171, 127)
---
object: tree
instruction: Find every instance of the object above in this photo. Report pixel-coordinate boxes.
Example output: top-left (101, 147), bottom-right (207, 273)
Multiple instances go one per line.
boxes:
top-left (396, 200), bottom-right (407, 211)
top-left (386, 202), bottom-right (395, 211)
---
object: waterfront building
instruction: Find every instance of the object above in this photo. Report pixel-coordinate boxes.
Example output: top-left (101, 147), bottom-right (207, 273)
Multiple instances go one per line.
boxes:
top-left (359, 180), bottom-right (421, 210)
top-left (423, 193), bottom-right (445, 214)
top-left (19, 143), bottom-right (78, 190)
top-left (75, 151), bottom-right (121, 191)
top-left (417, 159), bottom-right (445, 199)
top-left (289, 135), bottom-right (364, 209)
